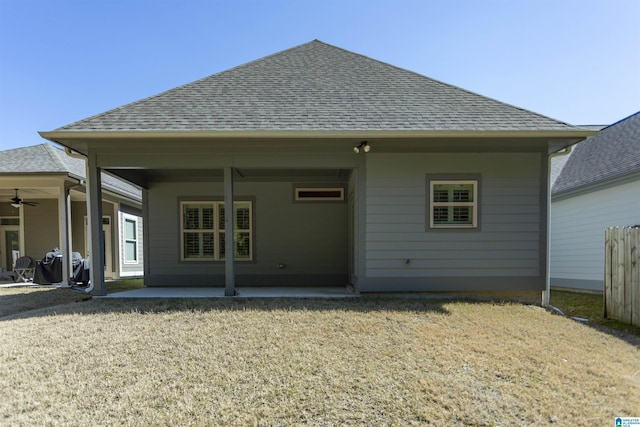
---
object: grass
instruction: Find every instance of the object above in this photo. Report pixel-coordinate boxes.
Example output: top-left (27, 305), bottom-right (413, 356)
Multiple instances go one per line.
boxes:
top-left (0, 279), bottom-right (144, 318)
top-left (1, 288), bottom-right (639, 426)
top-left (550, 290), bottom-right (640, 336)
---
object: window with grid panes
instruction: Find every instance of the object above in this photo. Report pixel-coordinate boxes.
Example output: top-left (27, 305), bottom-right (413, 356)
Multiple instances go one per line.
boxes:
top-left (123, 216), bottom-right (138, 263)
top-left (429, 181), bottom-right (477, 228)
top-left (181, 201), bottom-right (252, 260)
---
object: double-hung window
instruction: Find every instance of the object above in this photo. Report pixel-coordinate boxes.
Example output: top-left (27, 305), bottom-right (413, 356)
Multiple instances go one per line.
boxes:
top-left (123, 215), bottom-right (138, 263)
top-left (181, 201), bottom-right (253, 261)
top-left (429, 180), bottom-right (478, 228)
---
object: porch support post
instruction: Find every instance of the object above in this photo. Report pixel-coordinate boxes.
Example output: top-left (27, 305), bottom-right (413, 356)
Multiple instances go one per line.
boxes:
top-left (58, 185), bottom-right (72, 286)
top-left (86, 152), bottom-right (106, 296)
top-left (355, 153), bottom-right (367, 291)
top-left (224, 167), bottom-right (235, 296)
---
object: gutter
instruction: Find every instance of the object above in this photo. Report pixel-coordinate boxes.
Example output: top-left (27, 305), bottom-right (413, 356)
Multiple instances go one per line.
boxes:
top-left (40, 128), bottom-right (600, 143)
top-left (543, 146), bottom-right (573, 306)
top-left (64, 148), bottom-right (94, 294)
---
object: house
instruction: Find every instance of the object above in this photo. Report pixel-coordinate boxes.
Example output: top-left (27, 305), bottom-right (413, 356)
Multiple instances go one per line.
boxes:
top-left (0, 143), bottom-right (144, 283)
top-left (40, 40), bottom-right (594, 297)
top-left (550, 111), bottom-right (640, 292)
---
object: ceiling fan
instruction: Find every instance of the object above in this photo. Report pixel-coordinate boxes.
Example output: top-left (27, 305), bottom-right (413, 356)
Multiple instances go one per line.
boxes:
top-left (10, 189), bottom-right (39, 208)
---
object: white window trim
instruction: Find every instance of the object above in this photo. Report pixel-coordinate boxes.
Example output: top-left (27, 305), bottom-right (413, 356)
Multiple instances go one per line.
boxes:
top-left (429, 180), bottom-right (478, 229)
top-left (180, 201), bottom-right (253, 262)
top-left (122, 214), bottom-right (139, 264)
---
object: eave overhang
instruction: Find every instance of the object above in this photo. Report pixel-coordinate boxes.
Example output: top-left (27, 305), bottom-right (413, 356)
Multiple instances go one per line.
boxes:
top-left (40, 129), bottom-right (597, 141)
top-left (40, 129), bottom-right (598, 156)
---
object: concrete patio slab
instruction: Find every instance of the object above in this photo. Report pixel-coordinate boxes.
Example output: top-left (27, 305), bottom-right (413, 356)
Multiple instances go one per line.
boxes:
top-left (101, 286), bottom-right (357, 299)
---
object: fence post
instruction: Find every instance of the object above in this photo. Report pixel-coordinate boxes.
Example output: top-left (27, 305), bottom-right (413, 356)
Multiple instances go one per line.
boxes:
top-left (612, 228), bottom-right (622, 320)
top-left (632, 227), bottom-right (640, 327)
top-left (604, 228), bottom-right (611, 318)
top-left (622, 227), bottom-right (632, 324)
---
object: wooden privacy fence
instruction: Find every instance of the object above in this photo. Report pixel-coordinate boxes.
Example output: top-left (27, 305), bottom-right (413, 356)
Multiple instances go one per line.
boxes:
top-left (604, 226), bottom-right (640, 326)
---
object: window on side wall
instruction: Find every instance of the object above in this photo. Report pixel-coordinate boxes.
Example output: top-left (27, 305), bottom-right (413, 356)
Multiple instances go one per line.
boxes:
top-left (123, 215), bottom-right (138, 263)
top-left (180, 201), bottom-right (253, 261)
top-left (428, 180), bottom-right (478, 228)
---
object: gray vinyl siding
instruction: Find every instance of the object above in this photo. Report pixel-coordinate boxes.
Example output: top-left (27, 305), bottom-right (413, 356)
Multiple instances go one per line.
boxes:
top-left (550, 179), bottom-right (640, 292)
top-left (145, 180), bottom-right (349, 286)
top-left (365, 153), bottom-right (542, 279)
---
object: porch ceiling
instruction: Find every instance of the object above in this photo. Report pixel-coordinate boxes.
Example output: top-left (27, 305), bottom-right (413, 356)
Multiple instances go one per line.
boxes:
top-left (107, 167), bottom-right (352, 185)
top-left (0, 187), bottom-right (87, 202)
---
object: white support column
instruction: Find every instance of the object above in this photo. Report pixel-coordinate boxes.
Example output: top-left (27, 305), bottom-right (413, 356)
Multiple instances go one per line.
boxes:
top-left (224, 167), bottom-right (235, 296)
top-left (58, 185), bottom-right (72, 286)
top-left (86, 152), bottom-right (106, 295)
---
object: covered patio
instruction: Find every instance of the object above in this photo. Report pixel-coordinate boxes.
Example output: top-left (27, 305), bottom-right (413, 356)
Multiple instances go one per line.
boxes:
top-left (100, 286), bottom-right (356, 298)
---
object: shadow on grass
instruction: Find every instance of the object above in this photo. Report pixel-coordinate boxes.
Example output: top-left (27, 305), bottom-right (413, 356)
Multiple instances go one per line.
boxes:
top-left (0, 287), bottom-right (91, 318)
top-left (4, 286), bottom-right (639, 347)
top-left (0, 279), bottom-right (144, 319)
top-left (1, 295), bottom-right (458, 321)
top-left (549, 290), bottom-right (640, 347)
top-left (1, 283), bottom-right (543, 322)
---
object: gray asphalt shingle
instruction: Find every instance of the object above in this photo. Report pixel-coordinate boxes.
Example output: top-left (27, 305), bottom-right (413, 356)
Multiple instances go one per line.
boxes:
top-left (0, 144), bottom-right (141, 200)
top-left (56, 40), bottom-right (577, 133)
top-left (552, 111), bottom-right (640, 195)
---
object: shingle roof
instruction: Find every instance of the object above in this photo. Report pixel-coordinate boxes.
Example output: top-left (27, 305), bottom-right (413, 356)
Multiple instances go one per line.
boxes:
top-left (0, 144), bottom-right (83, 175)
top-left (550, 149), bottom-right (573, 188)
top-left (55, 40), bottom-right (578, 133)
top-left (0, 144), bottom-right (141, 201)
top-left (552, 111), bottom-right (640, 195)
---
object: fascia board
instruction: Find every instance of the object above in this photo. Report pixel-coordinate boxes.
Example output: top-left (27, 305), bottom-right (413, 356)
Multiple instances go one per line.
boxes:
top-left (551, 170), bottom-right (640, 201)
top-left (40, 129), bottom-right (598, 141)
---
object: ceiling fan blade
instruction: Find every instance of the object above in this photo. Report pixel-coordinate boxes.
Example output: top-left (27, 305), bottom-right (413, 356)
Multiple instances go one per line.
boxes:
top-left (22, 201), bottom-right (39, 206)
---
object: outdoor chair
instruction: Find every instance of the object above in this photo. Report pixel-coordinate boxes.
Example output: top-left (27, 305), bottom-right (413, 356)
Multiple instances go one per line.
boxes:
top-left (13, 256), bottom-right (35, 282)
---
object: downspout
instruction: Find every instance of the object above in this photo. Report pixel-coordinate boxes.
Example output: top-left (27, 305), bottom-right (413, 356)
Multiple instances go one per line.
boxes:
top-left (65, 147), bottom-right (94, 294)
top-left (544, 145), bottom-right (573, 306)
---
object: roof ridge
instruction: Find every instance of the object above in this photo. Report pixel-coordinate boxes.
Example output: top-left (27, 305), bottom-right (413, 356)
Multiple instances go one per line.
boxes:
top-left (599, 110), bottom-right (640, 131)
top-left (42, 143), bottom-right (72, 173)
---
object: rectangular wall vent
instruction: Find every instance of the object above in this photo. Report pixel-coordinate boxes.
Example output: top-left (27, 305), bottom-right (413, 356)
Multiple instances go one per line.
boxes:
top-left (295, 187), bottom-right (345, 201)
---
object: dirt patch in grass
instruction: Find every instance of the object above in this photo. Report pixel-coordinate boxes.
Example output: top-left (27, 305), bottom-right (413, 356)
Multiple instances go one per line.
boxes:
top-left (1, 297), bottom-right (639, 426)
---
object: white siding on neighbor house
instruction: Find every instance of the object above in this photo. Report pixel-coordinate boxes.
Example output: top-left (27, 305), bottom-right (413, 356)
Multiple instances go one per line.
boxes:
top-left (365, 152), bottom-right (542, 278)
top-left (550, 179), bottom-right (640, 291)
top-left (118, 211), bottom-right (144, 277)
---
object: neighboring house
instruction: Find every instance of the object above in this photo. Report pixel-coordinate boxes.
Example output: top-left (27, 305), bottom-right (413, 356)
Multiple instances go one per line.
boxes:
top-left (0, 143), bottom-right (144, 282)
top-left (40, 40), bottom-right (594, 296)
top-left (550, 112), bottom-right (640, 292)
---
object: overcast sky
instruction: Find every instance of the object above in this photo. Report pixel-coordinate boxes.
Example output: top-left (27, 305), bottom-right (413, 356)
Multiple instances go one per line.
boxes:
top-left (1, 0), bottom-right (639, 151)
